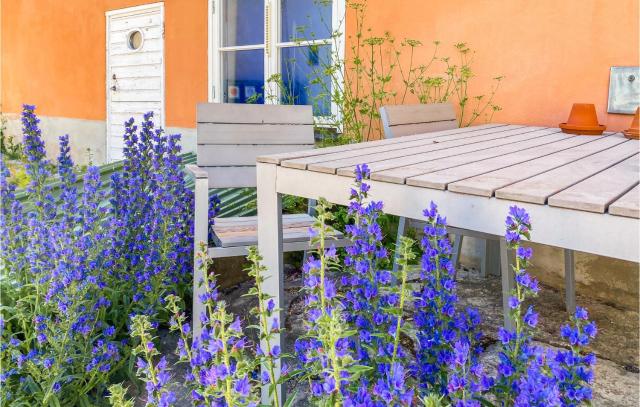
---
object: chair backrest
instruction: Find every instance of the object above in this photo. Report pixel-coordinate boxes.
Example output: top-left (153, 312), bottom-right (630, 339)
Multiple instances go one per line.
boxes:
top-left (196, 103), bottom-right (315, 188)
top-left (379, 103), bottom-right (458, 138)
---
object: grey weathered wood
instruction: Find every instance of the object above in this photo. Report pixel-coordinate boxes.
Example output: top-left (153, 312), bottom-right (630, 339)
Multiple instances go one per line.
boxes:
top-left (380, 103), bottom-right (457, 138)
top-left (564, 249), bottom-right (576, 313)
top-left (198, 123), bottom-right (315, 144)
top-left (257, 124), bottom-right (509, 164)
top-left (496, 140), bottom-right (639, 204)
top-left (452, 234), bottom-right (463, 272)
top-left (185, 163), bottom-right (208, 179)
top-left (485, 239), bottom-right (501, 276)
top-left (196, 103), bottom-right (316, 187)
top-left (274, 165), bottom-right (639, 262)
top-left (378, 129), bottom-right (563, 185)
top-left (338, 126), bottom-right (546, 177)
top-left (201, 166), bottom-right (257, 188)
top-left (500, 238), bottom-right (515, 331)
top-left (609, 185), bottom-right (640, 218)
top-left (256, 162), bottom-right (284, 406)
top-left (197, 144), bottom-right (314, 166)
top-left (383, 121), bottom-right (458, 138)
top-left (212, 214), bottom-right (344, 247)
top-left (255, 125), bottom-right (640, 341)
top-left (282, 125), bottom-right (523, 171)
top-left (189, 167), bottom-right (209, 338)
top-left (448, 135), bottom-right (628, 197)
top-left (208, 238), bottom-right (350, 258)
top-left (548, 154), bottom-right (639, 213)
top-left (197, 102), bottom-right (313, 124)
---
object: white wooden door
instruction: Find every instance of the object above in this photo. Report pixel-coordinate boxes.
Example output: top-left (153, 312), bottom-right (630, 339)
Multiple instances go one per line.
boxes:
top-left (106, 3), bottom-right (164, 161)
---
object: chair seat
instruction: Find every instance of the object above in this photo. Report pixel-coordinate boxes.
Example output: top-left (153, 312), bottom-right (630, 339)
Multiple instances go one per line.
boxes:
top-left (212, 213), bottom-right (344, 248)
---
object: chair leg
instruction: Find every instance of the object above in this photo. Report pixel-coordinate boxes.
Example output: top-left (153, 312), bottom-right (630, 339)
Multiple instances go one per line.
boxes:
top-left (500, 238), bottom-right (515, 331)
top-left (485, 238), bottom-right (501, 277)
top-left (192, 176), bottom-right (209, 339)
top-left (564, 249), bottom-right (576, 313)
top-left (476, 238), bottom-right (487, 278)
top-left (393, 217), bottom-right (408, 273)
top-left (451, 234), bottom-right (463, 280)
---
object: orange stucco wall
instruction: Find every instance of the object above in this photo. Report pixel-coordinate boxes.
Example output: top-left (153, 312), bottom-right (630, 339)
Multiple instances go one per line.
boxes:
top-left (2, 0), bottom-right (638, 131)
top-left (1, 0), bottom-right (207, 128)
top-left (353, 0), bottom-right (639, 131)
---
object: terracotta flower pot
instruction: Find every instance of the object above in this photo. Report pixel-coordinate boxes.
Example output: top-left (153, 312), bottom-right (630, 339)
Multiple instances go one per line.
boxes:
top-left (559, 103), bottom-right (606, 135)
top-left (623, 107), bottom-right (639, 140)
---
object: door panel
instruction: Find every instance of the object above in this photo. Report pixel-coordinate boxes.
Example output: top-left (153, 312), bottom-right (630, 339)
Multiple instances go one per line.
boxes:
top-left (107, 4), bottom-right (164, 161)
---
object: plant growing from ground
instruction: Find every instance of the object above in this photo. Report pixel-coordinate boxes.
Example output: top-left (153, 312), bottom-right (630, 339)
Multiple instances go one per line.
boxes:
top-left (0, 114), bottom-right (23, 161)
top-left (298, 1), bottom-right (503, 142)
top-left (116, 170), bottom-right (596, 407)
top-left (0, 105), bottom-right (194, 405)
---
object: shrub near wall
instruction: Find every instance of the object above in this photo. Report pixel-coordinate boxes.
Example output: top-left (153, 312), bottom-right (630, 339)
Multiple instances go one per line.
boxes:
top-left (0, 106), bottom-right (193, 405)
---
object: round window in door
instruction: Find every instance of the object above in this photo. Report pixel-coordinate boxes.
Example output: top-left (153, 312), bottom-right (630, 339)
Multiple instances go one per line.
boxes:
top-left (127, 29), bottom-right (144, 51)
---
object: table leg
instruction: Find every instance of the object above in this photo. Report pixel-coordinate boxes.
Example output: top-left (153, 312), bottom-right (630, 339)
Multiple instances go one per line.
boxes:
top-left (257, 163), bottom-right (284, 405)
top-left (500, 238), bottom-right (515, 331)
top-left (485, 238), bottom-right (501, 277)
top-left (564, 249), bottom-right (576, 313)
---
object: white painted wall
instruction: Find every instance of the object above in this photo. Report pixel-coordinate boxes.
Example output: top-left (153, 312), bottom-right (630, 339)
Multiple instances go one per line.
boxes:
top-left (4, 114), bottom-right (107, 165)
top-left (3, 115), bottom-right (197, 166)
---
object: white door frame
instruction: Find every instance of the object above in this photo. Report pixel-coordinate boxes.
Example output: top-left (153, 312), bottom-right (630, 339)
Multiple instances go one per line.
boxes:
top-left (106, 2), bottom-right (165, 162)
top-left (207, 0), bottom-right (345, 119)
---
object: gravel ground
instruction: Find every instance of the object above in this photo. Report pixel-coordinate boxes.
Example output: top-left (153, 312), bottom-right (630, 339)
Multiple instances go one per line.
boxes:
top-left (142, 263), bottom-right (639, 406)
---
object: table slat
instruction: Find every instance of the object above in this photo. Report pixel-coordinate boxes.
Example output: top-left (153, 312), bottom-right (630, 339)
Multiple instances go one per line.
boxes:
top-left (282, 125), bottom-right (526, 170)
top-left (609, 186), bottom-right (640, 218)
top-left (495, 140), bottom-right (639, 204)
top-left (313, 127), bottom-right (549, 175)
top-left (369, 128), bottom-right (563, 183)
top-left (547, 154), bottom-right (639, 213)
top-left (446, 135), bottom-right (628, 196)
top-left (257, 124), bottom-right (508, 164)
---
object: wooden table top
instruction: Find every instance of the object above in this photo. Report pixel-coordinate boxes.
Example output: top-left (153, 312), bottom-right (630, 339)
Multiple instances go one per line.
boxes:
top-left (257, 124), bottom-right (640, 219)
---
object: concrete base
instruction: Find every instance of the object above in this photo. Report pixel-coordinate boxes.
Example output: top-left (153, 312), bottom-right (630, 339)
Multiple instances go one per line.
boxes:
top-left (458, 236), bottom-right (639, 311)
top-left (4, 113), bottom-right (107, 165)
top-left (3, 114), bottom-right (198, 166)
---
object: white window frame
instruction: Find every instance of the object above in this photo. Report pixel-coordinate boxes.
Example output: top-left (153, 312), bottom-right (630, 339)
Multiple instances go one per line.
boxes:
top-left (207, 0), bottom-right (345, 123)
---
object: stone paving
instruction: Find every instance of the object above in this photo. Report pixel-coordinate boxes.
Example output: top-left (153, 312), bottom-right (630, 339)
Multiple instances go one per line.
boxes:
top-left (148, 263), bottom-right (639, 406)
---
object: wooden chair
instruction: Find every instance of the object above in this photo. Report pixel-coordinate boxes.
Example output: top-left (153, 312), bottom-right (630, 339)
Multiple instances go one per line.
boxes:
top-left (187, 103), bottom-right (349, 335)
top-left (379, 103), bottom-right (500, 276)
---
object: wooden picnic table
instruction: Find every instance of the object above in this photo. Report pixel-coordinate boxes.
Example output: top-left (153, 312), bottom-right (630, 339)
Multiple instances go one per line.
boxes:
top-left (255, 123), bottom-right (639, 398)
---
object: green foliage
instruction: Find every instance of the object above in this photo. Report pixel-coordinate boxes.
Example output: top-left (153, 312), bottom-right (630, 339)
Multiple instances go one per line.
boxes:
top-left (107, 384), bottom-right (135, 407)
top-left (302, 0), bottom-right (504, 142)
top-left (0, 115), bottom-right (23, 161)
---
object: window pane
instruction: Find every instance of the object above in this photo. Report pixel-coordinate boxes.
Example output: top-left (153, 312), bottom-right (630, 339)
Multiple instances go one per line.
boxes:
top-left (281, 0), bottom-right (332, 42)
top-left (223, 50), bottom-right (264, 104)
top-left (280, 45), bottom-right (331, 116)
top-left (223, 0), bottom-right (264, 46)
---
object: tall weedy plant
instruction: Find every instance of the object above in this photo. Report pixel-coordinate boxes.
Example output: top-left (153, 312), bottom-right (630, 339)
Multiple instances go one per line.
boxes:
top-left (0, 106), bottom-right (123, 405)
top-left (302, 0), bottom-right (503, 142)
